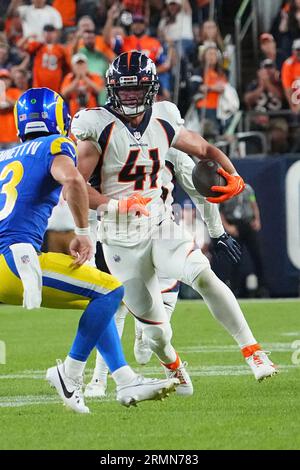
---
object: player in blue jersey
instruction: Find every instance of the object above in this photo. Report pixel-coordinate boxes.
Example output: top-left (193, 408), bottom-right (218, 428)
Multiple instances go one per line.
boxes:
top-left (0, 87), bottom-right (178, 413)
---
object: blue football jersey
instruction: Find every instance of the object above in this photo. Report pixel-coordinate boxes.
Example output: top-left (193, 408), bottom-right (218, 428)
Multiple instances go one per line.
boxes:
top-left (0, 135), bottom-right (77, 255)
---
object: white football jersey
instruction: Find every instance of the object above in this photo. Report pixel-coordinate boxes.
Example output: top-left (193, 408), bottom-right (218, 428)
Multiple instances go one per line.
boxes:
top-left (72, 101), bottom-right (184, 209)
top-left (72, 101), bottom-right (184, 245)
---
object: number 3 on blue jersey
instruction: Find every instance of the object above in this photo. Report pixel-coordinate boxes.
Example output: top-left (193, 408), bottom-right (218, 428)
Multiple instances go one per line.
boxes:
top-left (0, 161), bottom-right (24, 221)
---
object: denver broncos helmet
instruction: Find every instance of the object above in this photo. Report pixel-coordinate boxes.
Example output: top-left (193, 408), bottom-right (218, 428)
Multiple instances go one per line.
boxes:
top-left (106, 51), bottom-right (160, 116)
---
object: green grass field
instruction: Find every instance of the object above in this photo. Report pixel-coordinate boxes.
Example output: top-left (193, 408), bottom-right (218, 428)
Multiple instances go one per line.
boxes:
top-left (0, 299), bottom-right (300, 450)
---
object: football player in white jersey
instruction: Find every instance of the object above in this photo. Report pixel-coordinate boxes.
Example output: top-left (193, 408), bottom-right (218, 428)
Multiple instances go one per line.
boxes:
top-left (72, 51), bottom-right (277, 394)
top-left (84, 148), bottom-right (242, 398)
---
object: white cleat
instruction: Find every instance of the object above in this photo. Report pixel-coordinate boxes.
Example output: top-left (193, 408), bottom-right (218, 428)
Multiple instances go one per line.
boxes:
top-left (246, 350), bottom-right (278, 382)
top-left (134, 324), bottom-right (153, 365)
top-left (163, 361), bottom-right (193, 396)
top-left (116, 375), bottom-right (179, 407)
top-left (46, 360), bottom-right (89, 414)
top-left (84, 379), bottom-right (107, 398)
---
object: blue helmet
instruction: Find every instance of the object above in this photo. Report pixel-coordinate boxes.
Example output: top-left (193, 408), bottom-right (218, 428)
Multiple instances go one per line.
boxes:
top-left (14, 87), bottom-right (71, 142)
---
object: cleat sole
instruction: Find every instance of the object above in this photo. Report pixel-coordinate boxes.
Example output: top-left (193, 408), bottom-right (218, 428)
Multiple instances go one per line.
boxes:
top-left (119, 382), bottom-right (177, 408)
top-left (258, 370), bottom-right (279, 382)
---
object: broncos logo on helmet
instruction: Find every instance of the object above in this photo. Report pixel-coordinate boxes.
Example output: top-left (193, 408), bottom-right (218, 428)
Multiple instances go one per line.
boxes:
top-left (106, 51), bottom-right (160, 117)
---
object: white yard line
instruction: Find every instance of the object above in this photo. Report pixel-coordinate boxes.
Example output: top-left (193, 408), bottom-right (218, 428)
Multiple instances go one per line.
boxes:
top-left (0, 342), bottom-right (296, 381)
top-left (0, 364), bottom-right (297, 382)
top-left (0, 364), bottom-right (298, 408)
top-left (0, 392), bottom-right (115, 408)
top-left (281, 332), bottom-right (300, 337)
top-left (178, 299), bottom-right (300, 304)
top-left (177, 342), bottom-right (297, 353)
top-left (0, 395), bottom-right (60, 408)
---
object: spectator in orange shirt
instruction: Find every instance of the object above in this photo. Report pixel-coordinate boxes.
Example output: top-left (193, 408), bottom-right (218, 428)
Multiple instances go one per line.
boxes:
top-left (103, 5), bottom-right (168, 73)
top-left (0, 69), bottom-right (21, 147)
top-left (52, 0), bottom-right (77, 28)
top-left (282, 38), bottom-right (300, 113)
top-left (194, 44), bottom-right (227, 135)
top-left (61, 53), bottom-right (103, 117)
top-left (18, 24), bottom-right (69, 93)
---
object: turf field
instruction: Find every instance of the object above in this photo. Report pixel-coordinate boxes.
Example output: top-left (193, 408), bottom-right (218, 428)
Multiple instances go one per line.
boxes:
top-left (0, 299), bottom-right (300, 450)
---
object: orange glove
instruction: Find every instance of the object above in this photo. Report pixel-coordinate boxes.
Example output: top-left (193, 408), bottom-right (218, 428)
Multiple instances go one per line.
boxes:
top-left (207, 168), bottom-right (246, 203)
top-left (118, 193), bottom-right (152, 217)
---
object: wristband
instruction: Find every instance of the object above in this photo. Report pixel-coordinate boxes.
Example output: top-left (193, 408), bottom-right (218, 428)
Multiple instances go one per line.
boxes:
top-left (74, 226), bottom-right (90, 236)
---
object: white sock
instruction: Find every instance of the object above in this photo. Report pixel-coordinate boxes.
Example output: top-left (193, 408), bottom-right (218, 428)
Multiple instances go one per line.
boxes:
top-left (111, 365), bottom-right (137, 386)
top-left (92, 350), bottom-right (108, 383)
top-left (192, 268), bottom-right (257, 348)
top-left (64, 356), bottom-right (86, 379)
top-left (92, 304), bottom-right (128, 382)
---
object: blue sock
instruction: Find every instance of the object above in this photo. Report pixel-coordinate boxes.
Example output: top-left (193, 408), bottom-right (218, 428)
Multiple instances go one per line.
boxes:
top-left (69, 286), bottom-right (124, 362)
top-left (96, 318), bottom-right (127, 373)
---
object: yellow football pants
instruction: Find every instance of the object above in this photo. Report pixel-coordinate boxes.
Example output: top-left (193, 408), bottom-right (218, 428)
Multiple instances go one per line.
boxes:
top-left (0, 251), bottom-right (122, 310)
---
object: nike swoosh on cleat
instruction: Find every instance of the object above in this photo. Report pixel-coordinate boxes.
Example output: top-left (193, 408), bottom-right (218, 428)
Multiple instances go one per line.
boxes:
top-left (57, 367), bottom-right (74, 399)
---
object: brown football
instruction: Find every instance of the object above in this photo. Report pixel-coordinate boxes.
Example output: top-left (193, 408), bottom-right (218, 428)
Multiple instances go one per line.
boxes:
top-left (192, 160), bottom-right (227, 197)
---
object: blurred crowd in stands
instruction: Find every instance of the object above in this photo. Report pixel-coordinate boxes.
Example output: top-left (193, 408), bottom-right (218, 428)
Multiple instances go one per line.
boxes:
top-left (2, 0), bottom-right (300, 156)
top-left (2, 0), bottom-right (291, 298)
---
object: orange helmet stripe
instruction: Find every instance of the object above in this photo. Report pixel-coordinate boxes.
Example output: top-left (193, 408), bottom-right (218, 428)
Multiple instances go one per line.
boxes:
top-left (127, 51), bottom-right (132, 69)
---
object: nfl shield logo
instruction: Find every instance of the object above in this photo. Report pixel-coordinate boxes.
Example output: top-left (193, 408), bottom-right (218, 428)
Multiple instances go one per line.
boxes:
top-left (21, 255), bottom-right (30, 264)
top-left (113, 255), bottom-right (121, 263)
top-left (134, 131), bottom-right (141, 140)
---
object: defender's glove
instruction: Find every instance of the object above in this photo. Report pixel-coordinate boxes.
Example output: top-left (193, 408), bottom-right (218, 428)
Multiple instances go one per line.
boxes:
top-left (118, 193), bottom-right (152, 217)
top-left (211, 232), bottom-right (241, 264)
top-left (207, 168), bottom-right (245, 203)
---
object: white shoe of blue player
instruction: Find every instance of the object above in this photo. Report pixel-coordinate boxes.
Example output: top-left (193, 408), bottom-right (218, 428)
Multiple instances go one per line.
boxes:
top-left (46, 360), bottom-right (89, 414)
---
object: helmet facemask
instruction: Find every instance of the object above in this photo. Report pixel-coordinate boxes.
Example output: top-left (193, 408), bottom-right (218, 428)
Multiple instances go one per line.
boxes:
top-left (111, 83), bottom-right (159, 116)
top-left (106, 54), bottom-right (160, 117)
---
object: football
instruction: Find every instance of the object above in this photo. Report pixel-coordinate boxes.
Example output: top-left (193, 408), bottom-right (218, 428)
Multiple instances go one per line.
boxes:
top-left (192, 159), bottom-right (227, 197)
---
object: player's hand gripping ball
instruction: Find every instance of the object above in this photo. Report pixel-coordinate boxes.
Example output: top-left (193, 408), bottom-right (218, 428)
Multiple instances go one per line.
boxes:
top-left (192, 160), bottom-right (245, 203)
